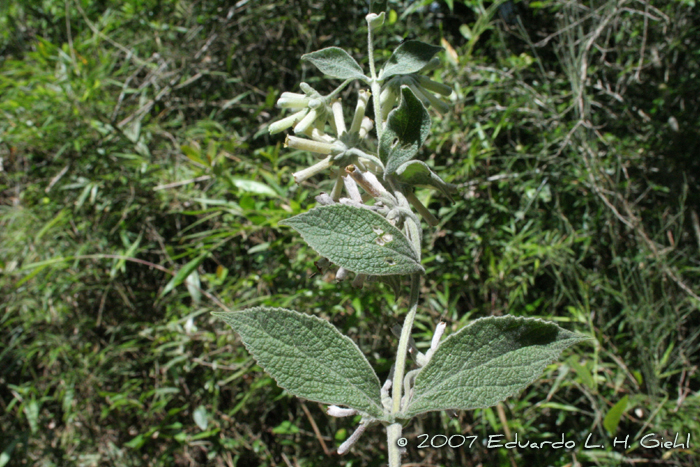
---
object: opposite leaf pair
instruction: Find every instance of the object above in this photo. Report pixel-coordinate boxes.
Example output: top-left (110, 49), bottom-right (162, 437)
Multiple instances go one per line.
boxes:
top-left (214, 307), bottom-right (586, 429)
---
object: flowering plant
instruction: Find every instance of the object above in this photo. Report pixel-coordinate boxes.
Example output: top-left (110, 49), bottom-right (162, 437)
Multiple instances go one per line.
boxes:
top-left (214, 10), bottom-right (585, 466)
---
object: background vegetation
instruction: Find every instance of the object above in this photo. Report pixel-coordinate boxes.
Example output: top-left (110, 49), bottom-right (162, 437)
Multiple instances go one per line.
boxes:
top-left (1, 0), bottom-right (699, 466)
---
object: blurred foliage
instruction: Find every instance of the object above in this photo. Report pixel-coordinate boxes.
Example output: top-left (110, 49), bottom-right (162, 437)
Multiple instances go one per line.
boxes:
top-left (1, 0), bottom-right (699, 466)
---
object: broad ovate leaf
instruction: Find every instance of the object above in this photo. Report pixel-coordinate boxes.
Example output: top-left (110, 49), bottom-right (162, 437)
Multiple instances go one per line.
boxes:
top-left (402, 316), bottom-right (588, 418)
top-left (379, 40), bottom-right (443, 81)
top-left (395, 160), bottom-right (458, 202)
top-left (379, 86), bottom-right (431, 176)
top-left (301, 47), bottom-right (366, 81)
top-left (280, 204), bottom-right (423, 276)
top-left (214, 307), bottom-right (385, 418)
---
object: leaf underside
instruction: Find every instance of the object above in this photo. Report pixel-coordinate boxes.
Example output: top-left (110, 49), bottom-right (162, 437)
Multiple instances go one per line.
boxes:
top-left (402, 316), bottom-right (588, 418)
top-left (214, 307), bottom-right (385, 419)
top-left (280, 204), bottom-right (424, 276)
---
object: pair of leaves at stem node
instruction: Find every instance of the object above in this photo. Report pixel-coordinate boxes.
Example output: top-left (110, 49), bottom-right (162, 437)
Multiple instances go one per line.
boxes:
top-left (301, 40), bottom-right (443, 83)
top-left (214, 308), bottom-right (587, 422)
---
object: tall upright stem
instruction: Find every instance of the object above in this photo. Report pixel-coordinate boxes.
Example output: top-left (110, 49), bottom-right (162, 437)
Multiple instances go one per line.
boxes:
top-left (386, 272), bottom-right (421, 467)
top-left (366, 16), bottom-right (385, 141)
top-left (391, 273), bottom-right (420, 413)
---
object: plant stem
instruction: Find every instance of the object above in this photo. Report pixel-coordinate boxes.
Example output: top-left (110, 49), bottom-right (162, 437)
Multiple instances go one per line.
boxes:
top-left (386, 422), bottom-right (402, 467)
top-left (387, 273), bottom-right (420, 467)
top-left (366, 15), bottom-right (385, 141)
top-left (392, 273), bottom-right (420, 413)
top-left (367, 21), bottom-right (377, 80)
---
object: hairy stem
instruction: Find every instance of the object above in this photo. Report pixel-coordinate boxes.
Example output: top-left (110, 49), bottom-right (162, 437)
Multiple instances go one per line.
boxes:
top-left (387, 273), bottom-right (420, 467)
top-left (392, 273), bottom-right (421, 414)
top-left (386, 422), bottom-right (402, 467)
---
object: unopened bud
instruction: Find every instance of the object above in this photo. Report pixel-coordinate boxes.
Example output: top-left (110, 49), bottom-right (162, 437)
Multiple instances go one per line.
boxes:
top-left (336, 267), bottom-right (348, 282)
top-left (350, 90), bottom-right (371, 134)
top-left (327, 405), bottom-right (357, 417)
top-left (358, 117), bottom-right (374, 139)
top-left (366, 12), bottom-right (385, 30)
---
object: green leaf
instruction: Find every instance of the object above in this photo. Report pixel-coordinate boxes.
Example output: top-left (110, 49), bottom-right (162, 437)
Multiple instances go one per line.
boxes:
top-left (402, 316), bottom-right (588, 418)
top-left (181, 144), bottom-right (208, 166)
top-left (161, 253), bottom-right (207, 297)
top-left (301, 47), bottom-right (366, 81)
top-left (213, 307), bottom-right (385, 418)
top-left (603, 395), bottom-right (628, 435)
top-left (230, 177), bottom-right (278, 197)
top-left (379, 40), bottom-right (443, 81)
top-left (379, 87), bottom-right (431, 175)
top-left (395, 160), bottom-right (458, 202)
top-left (280, 204), bottom-right (423, 276)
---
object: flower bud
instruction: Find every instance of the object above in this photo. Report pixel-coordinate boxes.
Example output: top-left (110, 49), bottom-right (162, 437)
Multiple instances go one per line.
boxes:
top-left (269, 109), bottom-right (309, 135)
top-left (366, 12), bottom-right (385, 30)
top-left (327, 405), bottom-right (357, 417)
top-left (352, 273), bottom-right (366, 288)
top-left (294, 108), bottom-right (319, 134)
top-left (291, 155), bottom-right (334, 184)
top-left (276, 92), bottom-right (310, 109)
top-left (336, 267), bottom-right (348, 282)
top-left (285, 135), bottom-right (335, 155)
top-left (331, 99), bottom-right (346, 136)
top-left (350, 90), bottom-right (371, 134)
top-left (358, 117), bottom-right (374, 139)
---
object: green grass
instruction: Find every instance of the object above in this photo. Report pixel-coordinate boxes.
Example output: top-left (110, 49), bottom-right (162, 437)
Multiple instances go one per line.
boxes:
top-left (1, 0), bottom-right (699, 466)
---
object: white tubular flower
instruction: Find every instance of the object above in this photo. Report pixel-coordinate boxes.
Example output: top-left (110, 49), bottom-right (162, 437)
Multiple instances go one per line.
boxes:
top-left (327, 405), bottom-right (357, 417)
top-left (304, 126), bottom-right (335, 144)
top-left (336, 267), bottom-right (348, 282)
top-left (358, 116), bottom-right (374, 139)
top-left (431, 321), bottom-right (447, 350)
top-left (352, 273), bottom-right (366, 288)
top-left (379, 85), bottom-right (398, 121)
top-left (331, 99), bottom-right (346, 136)
top-left (294, 108), bottom-right (320, 134)
top-left (285, 135), bottom-right (335, 155)
top-left (350, 90), bottom-right (371, 134)
top-left (276, 92), bottom-right (311, 109)
top-left (291, 155), bottom-right (334, 184)
top-left (269, 108), bottom-right (309, 135)
top-left (338, 422), bottom-right (368, 455)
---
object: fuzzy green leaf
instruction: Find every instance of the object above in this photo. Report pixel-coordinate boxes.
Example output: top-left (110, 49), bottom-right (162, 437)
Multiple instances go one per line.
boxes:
top-left (302, 47), bottom-right (366, 81)
top-left (280, 204), bottom-right (423, 276)
top-left (214, 307), bottom-right (385, 418)
top-left (395, 160), bottom-right (458, 202)
top-left (379, 87), bottom-right (431, 176)
top-left (379, 40), bottom-right (443, 80)
top-left (402, 316), bottom-right (588, 418)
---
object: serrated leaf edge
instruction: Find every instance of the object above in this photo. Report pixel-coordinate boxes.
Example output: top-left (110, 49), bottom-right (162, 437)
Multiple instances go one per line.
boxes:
top-left (401, 316), bottom-right (589, 417)
top-left (212, 308), bottom-right (386, 419)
